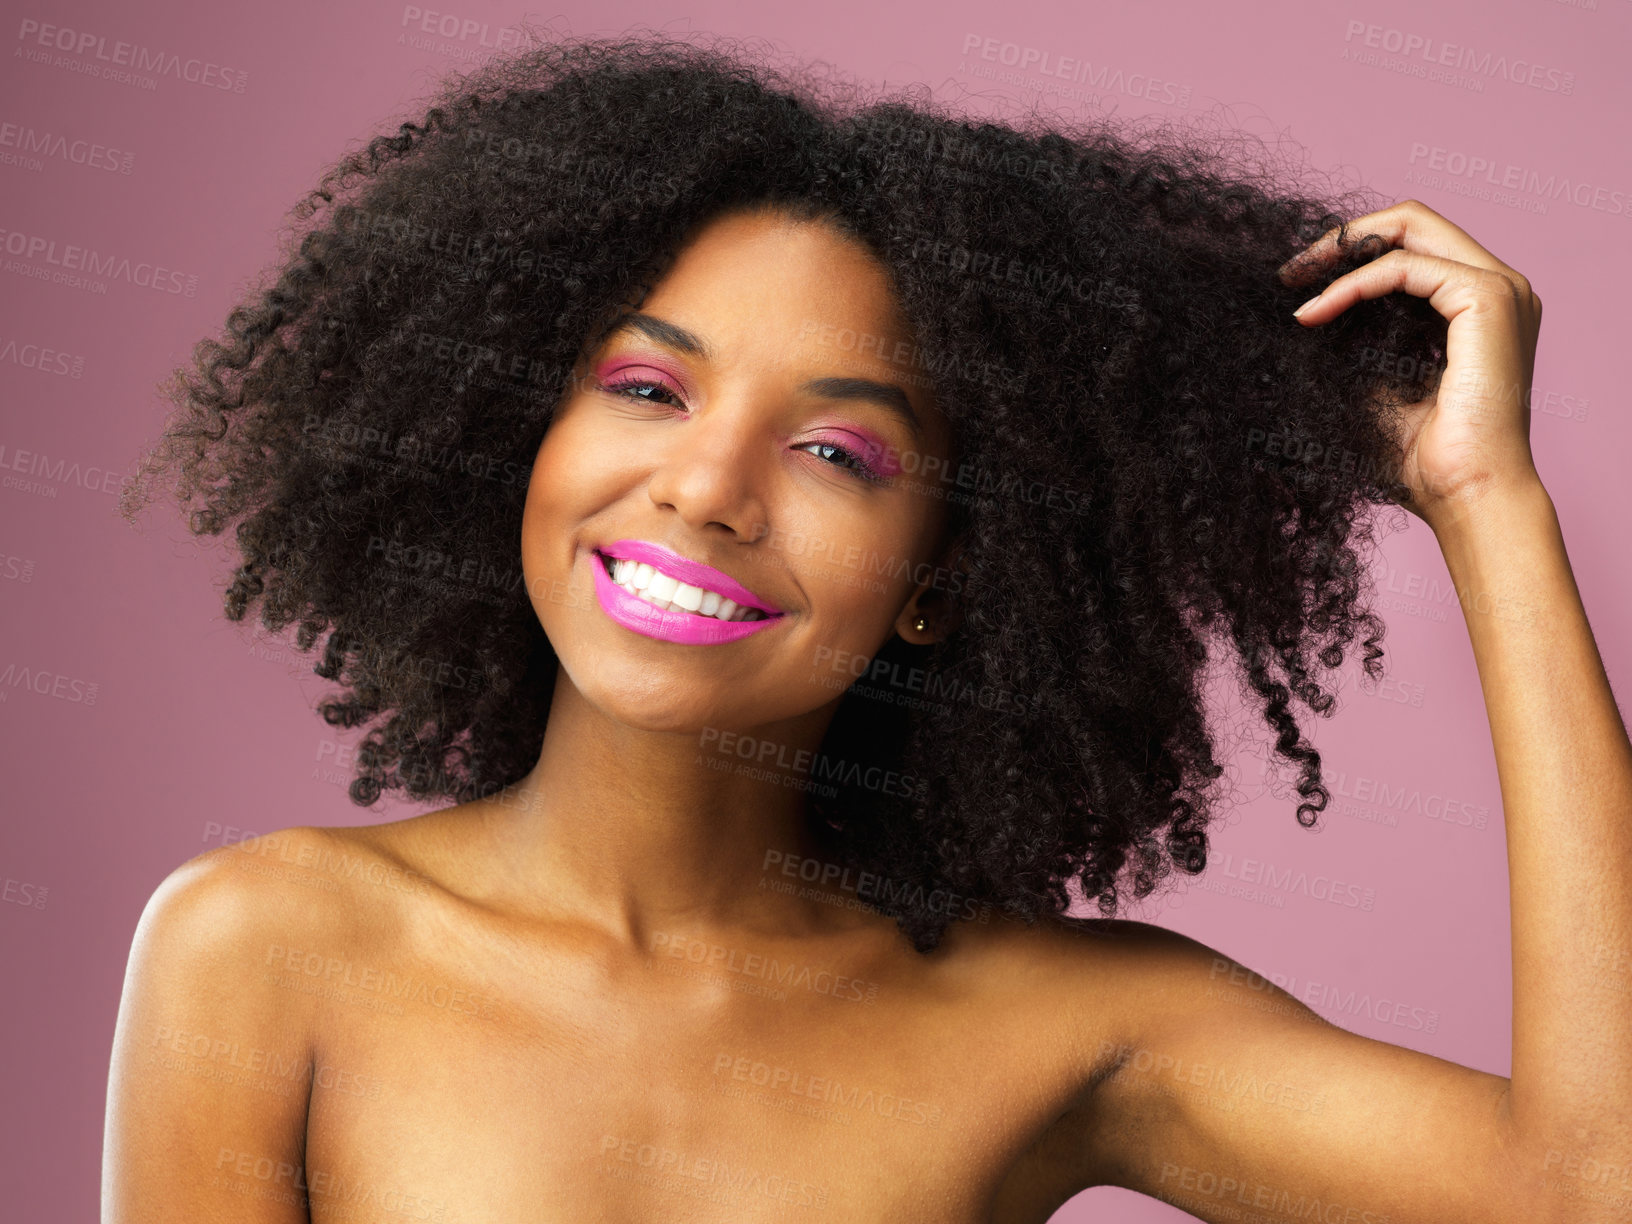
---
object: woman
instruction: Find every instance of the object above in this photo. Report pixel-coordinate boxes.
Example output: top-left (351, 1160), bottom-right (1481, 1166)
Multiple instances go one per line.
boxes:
top-left (102, 31), bottom-right (1628, 1223)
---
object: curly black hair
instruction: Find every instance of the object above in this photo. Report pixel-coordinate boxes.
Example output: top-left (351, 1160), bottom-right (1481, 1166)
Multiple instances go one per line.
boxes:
top-left (121, 28), bottom-right (1448, 954)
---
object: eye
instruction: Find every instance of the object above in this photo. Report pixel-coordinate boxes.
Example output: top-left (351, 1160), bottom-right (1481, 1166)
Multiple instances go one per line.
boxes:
top-left (795, 440), bottom-right (890, 486)
top-left (599, 375), bottom-right (685, 409)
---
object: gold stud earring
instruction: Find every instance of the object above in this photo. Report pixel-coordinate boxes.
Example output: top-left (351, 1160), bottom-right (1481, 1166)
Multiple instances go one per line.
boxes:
top-left (913, 615), bottom-right (928, 632)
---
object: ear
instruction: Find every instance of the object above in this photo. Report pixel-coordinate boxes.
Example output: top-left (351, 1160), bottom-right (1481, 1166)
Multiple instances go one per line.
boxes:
top-left (896, 534), bottom-right (968, 645)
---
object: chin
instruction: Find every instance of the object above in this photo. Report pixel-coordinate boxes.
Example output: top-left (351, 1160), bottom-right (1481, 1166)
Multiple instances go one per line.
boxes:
top-left (568, 654), bottom-right (735, 734)
top-left (600, 699), bottom-right (723, 736)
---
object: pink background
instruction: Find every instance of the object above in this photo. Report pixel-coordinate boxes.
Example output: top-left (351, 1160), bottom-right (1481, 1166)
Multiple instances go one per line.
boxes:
top-left (1, 0), bottom-right (1626, 1217)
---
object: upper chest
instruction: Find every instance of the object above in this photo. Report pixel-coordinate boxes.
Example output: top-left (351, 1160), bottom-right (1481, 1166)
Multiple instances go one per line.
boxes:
top-left (290, 897), bottom-right (1102, 1223)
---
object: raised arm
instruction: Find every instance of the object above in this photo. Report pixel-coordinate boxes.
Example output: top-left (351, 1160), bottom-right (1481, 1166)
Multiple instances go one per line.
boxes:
top-left (1044, 200), bottom-right (1632, 1223)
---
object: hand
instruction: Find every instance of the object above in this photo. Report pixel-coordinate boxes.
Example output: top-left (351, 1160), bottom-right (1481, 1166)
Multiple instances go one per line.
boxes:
top-left (1276, 200), bottom-right (1544, 530)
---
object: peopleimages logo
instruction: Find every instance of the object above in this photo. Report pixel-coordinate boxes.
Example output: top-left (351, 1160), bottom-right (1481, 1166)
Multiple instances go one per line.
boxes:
top-left (397, 6), bottom-right (526, 51)
top-left (959, 34), bottom-right (1192, 108)
top-left (0, 226), bottom-right (198, 295)
top-left (1342, 20), bottom-right (1576, 93)
top-left (0, 121), bottom-right (134, 174)
top-left (1208, 853), bottom-right (1377, 911)
top-left (14, 19), bottom-right (249, 93)
top-left (1407, 143), bottom-right (1630, 218)
top-left (1209, 959), bottom-right (1441, 1035)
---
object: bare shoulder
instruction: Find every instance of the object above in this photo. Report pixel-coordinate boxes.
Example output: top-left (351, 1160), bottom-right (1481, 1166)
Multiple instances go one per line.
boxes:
top-left (1009, 910), bottom-right (1278, 993)
top-left (958, 909), bottom-right (1230, 1002)
top-left (967, 914), bottom-right (1530, 1219)
top-left (210, 818), bottom-right (448, 910)
top-left (134, 824), bottom-right (360, 972)
top-left (116, 824), bottom-right (380, 1039)
top-left (893, 911), bottom-right (1247, 1212)
top-left (901, 911), bottom-right (1171, 1066)
top-left (104, 825), bottom-right (361, 1221)
top-left (951, 910), bottom-right (1310, 1082)
top-left (115, 818), bottom-right (458, 1039)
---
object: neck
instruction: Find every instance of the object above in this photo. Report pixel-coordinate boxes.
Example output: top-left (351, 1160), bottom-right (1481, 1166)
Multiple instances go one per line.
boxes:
top-left (477, 667), bottom-right (854, 949)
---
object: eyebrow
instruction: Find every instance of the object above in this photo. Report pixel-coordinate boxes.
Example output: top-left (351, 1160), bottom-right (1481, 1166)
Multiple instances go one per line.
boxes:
top-left (604, 311), bottom-right (924, 443)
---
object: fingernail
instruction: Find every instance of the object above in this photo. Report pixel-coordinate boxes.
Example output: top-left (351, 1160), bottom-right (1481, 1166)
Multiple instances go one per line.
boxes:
top-left (1293, 294), bottom-right (1322, 318)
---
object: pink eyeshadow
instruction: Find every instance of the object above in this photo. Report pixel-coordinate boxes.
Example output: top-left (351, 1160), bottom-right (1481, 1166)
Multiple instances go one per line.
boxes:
top-left (823, 426), bottom-right (904, 477)
top-left (592, 355), bottom-right (690, 396)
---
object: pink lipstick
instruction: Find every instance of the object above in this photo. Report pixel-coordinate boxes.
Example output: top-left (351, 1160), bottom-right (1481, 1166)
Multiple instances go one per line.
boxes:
top-left (589, 538), bottom-right (787, 645)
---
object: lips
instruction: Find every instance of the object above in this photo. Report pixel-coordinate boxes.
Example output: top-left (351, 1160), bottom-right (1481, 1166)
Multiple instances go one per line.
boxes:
top-left (587, 541), bottom-right (787, 646)
top-left (593, 538), bottom-right (785, 616)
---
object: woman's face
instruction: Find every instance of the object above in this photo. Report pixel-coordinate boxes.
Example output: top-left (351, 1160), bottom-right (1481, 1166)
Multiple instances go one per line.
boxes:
top-left (520, 206), bottom-right (959, 733)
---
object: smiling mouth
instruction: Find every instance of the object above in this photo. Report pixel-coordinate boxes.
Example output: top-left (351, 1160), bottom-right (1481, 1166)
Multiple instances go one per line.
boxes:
top-left (594, 550), bottom-right (775, 622)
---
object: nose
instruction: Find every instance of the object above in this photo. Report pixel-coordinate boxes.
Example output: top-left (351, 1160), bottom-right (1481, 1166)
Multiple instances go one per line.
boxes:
top-left (644, 395), bottom-right (772, 540)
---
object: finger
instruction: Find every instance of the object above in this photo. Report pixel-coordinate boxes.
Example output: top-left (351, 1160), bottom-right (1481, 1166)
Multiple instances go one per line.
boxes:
top-left (1298, 250), bottom-right (1538, 438)
top-left (1278, 199), bottom-right (1520, 288)
top-left (1291, 248), bottom-right (1528, 325)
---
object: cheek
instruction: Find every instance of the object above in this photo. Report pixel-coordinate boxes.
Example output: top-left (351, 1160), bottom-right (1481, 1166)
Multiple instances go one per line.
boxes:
top-left (531, 398), bottom-right (648, 498)
top-left (520, 449), bottom-right (558, 550)
top-left (524, 410), bottom-right (605, 526)
top-left (530, 405), bottom-right (587, 486)
top-left (519, 432), bottom-right (583, 583)
top-left (797, 532), bottom-right (917, 627)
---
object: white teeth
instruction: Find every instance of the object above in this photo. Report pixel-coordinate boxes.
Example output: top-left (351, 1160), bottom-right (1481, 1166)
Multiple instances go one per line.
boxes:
top-left (602, 553), bottom-right (769, 622)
